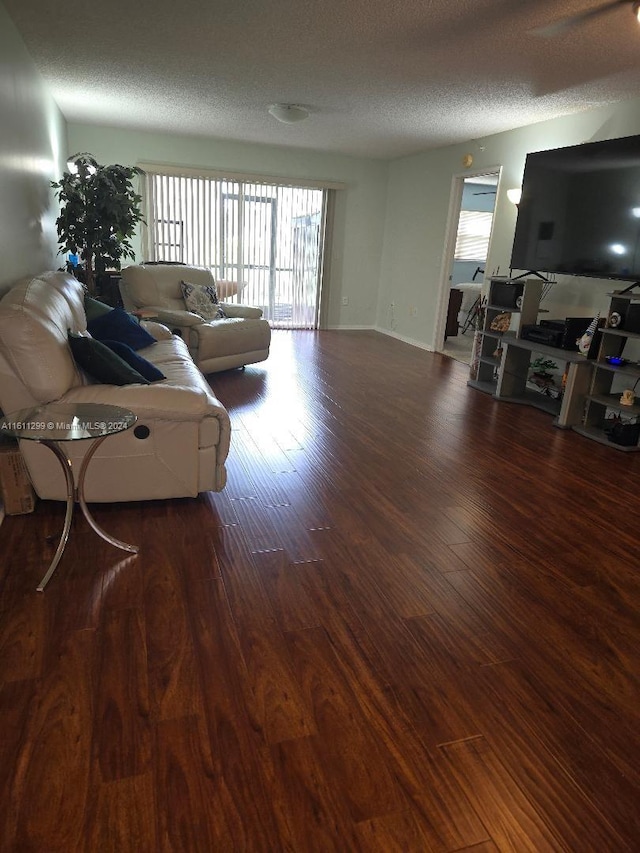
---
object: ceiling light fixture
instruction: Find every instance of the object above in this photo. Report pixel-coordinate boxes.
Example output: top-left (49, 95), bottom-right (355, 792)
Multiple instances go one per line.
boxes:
top-left (268, 104), bottom-right (309, 124)
top-left (634, 1), bottom-right (640, 22)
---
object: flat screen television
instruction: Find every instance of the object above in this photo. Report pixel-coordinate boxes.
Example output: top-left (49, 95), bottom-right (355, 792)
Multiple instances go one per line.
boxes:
top-left (510, 134), bottom-right (640, 283)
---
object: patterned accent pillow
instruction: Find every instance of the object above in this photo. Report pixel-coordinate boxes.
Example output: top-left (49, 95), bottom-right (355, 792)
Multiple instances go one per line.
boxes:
top-left (180, 280), bottom-right (227, 320)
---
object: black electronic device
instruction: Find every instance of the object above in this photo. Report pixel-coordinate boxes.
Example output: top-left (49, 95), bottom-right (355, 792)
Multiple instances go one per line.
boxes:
top-left (521, 324), bottom-right (565, 347)
top-left (510, 134), bottom-right (640, 282)
top-left (540, 317), bottom-right (596, 350)
top-left (490, 280), bottom-right (524, 309)
top-left (520, 317), bottom-right (596, 350)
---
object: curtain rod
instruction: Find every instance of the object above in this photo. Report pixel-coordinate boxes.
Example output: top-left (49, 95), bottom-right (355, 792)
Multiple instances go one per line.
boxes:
top-left (137, 161), bottom-right (346, 191)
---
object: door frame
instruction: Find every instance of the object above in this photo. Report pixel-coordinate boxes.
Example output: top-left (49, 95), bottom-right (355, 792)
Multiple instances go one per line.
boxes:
top-left (434, 165), bottom-right (502, 352)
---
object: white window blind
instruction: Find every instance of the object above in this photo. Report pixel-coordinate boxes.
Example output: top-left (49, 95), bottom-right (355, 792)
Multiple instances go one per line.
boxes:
top-left (143, 170), bottom-right (329, 329)
top-left (454, 210), bottom-right (494, 261)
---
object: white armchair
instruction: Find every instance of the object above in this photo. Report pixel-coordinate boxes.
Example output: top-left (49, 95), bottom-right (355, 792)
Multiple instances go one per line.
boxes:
top-left (120, 264), bottom-right (271, 374)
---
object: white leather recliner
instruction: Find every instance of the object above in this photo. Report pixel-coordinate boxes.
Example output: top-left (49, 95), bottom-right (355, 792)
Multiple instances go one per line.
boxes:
top-left (120, 264), bottom-right (271, 374)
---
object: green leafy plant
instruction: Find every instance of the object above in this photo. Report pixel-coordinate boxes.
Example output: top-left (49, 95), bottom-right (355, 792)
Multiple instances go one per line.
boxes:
top-left (529, 356), bottom-right (558, 376)
top-left (51, 153), bottom-right (144, 294)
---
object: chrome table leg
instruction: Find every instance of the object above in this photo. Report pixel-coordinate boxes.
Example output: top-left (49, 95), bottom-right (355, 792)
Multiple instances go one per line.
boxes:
top-left (76, 435), bottom-right (139, 555)
top-left (36, 441), bottom-right (75, 592)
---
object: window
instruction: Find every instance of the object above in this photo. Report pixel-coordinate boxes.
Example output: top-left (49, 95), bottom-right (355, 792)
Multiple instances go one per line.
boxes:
top-left (454, 210), bottom-right (494, 262)
top-left (143, 169), bottom-right (332, 329)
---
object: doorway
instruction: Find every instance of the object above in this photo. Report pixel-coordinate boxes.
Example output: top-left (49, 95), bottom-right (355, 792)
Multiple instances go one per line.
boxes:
top-left (439, 169), bottom-right (500, 364)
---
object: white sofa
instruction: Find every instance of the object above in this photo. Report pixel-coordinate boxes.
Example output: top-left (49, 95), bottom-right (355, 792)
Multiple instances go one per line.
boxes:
top-left (0, 271), bottom-right (231, 502)
top-left (120, 263), bottom-right (271, 374)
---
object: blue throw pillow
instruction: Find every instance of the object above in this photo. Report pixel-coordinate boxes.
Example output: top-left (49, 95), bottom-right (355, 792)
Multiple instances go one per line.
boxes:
top-left (68, 332), bottom-right (150, 385)
top-left (102, 340), bottom-right (166, 382)
top-left (87, 307), bottom-right (157, 350)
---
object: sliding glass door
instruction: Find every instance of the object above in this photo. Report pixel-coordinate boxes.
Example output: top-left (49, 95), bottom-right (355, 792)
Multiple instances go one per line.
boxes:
top-left (144, 172), bottom-right (327, 329)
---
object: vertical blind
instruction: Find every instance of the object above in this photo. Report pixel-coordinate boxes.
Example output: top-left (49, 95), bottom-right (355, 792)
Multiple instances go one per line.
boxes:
top-left (143, 171), bottom-right (329, 329)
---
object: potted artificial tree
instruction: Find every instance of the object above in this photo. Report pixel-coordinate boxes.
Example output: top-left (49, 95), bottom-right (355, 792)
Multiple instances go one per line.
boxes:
top-left (51, 153), bottom-right (144, 295)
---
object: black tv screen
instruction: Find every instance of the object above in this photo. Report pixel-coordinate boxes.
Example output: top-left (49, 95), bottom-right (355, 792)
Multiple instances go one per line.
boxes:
top-left (510, 134), bottom-right (640, 282)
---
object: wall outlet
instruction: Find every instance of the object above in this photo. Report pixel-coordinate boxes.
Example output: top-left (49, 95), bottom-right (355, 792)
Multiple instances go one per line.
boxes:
top-left (341, 296), bottom-right (349, 306)
top-left (390, 301), bottom-right (395, 308)
top-left (410, 306), bottom-right (418, 317)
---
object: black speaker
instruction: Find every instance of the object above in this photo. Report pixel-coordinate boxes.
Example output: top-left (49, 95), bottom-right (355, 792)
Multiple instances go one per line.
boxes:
top-left (491, 281), bottom-right (524, 309)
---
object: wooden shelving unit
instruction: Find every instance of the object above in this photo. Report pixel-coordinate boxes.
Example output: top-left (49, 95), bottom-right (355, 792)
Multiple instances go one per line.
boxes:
top-left (573, 291), bottom-right (640, 450)
top-left (468, 277), bottom-right (593, 429)
top-left (468, 277), bottom-right (542, 395)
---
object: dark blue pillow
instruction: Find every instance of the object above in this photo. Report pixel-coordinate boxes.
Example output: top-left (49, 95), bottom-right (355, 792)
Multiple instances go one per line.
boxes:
top-left (87, 307), bottom-right (156, 350)
top-left (68, 333), bottom-right (149, 385)
top-left (101, 340), bottom-right (166, 382)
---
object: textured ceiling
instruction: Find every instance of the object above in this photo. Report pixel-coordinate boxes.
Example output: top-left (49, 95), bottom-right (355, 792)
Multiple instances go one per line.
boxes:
top-left (6, 0), bottom-right (640, 159)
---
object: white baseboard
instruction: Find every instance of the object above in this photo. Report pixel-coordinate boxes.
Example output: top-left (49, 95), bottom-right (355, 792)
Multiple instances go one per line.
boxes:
top-left (325, 324), bottom-right (376, 331)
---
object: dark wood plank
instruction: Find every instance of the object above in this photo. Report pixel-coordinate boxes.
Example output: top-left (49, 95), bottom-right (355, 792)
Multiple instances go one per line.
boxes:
top-left (269, 736), bottom-right (363, 851)
top-left (141, 539), bottom-right (204, 722)
top-left (439, 737), bottom-right (561, 852)
top-left (91, 607), bottom-right (151, 782)
top-left (0, 592), bottom-right (46, 682)
top-left (153, 715), bottom-right (221, 851)
top-left (1, 630), bottom-right (95, 852)
top-left (284, 624), bottom-right (408, 823)
top-left (214, 524), bottom-right (318, 743)
top-left (186, 576), bottom-right (285, 851)
top-left (285, 560), bottom-right (490, 849)
top-left (84, 773), bottom-right (157, 853)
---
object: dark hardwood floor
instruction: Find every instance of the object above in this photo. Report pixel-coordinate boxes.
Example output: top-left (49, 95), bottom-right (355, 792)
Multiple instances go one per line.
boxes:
top-left (1, 329), bottom-right (639, 851)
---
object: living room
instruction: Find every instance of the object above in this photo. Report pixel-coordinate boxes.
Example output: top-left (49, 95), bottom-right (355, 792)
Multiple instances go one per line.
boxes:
top-left (2, 0), bottom-right (640, 849)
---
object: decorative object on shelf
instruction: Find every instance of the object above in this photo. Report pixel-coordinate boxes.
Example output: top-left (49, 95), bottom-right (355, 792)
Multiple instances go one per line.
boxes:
top-left (492, 346), bottom-right (503, 360)
top-left (490, 311), bottom-right (511, 332)
top-left (51, 153), bottom-right (144, 295)
top-left (605, 355), bottom-right (629, 366)
top-left (470, 329), bottom-right (484, 380)
top-left (576, 313), bottom-right (600, 355)
top-left (574, 292), bottom-right (640, 449)
top-left (608, 311), bottom-right (623, 328)
top-left (528, 356), bottom-right (560, 396)
top-left (529, 356), bottom-right (558, 375)
top-left (607, 419), bottom-right (640, 447)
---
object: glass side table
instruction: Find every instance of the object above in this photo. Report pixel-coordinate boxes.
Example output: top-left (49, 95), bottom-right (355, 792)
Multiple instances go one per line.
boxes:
top-left (0, 402), bottom-right (139, 591)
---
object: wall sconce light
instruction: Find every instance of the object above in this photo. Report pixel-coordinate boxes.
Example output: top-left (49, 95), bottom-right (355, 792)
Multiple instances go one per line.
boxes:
top-left (507, 187), bottom-right (522, 206)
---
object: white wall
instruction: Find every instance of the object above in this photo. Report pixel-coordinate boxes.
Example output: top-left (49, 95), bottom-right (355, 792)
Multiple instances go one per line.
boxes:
top-left (67, 123), bottom-right (389, 329)
top-left (0, 2), bottom-right (66, 294)
top-left (378, 98), bottom-right (640, 349)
